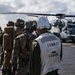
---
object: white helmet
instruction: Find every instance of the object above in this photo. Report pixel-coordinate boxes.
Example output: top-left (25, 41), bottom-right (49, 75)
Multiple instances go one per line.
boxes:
top-left (37, 17), bottom-right (51, 29)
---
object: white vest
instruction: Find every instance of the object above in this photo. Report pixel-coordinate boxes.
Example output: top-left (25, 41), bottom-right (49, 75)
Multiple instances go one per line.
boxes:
top-left (35, 33), bottom-right (61, 75)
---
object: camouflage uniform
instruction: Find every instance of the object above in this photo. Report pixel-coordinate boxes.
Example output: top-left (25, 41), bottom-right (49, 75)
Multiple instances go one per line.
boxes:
top-left (12, 20), bottom-right (37, 75)
top-left (12, 33), bottom-right (30, 75)
top-left (0, 27), bottom-right (3, 51)
top-left (0, 27), bottom-right (3, 67)
top-left (2, 21), bottom-right (15, 75)
top-left (25, 21), bottom-right (37, 49)
top-left (15, 27), bottom-right (24, 37)
top-left (0, 27), bottom-right (3, 46)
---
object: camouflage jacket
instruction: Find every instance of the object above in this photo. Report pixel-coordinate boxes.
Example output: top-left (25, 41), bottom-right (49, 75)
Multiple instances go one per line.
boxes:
top-left (12, 33), bottom-right (30, 68)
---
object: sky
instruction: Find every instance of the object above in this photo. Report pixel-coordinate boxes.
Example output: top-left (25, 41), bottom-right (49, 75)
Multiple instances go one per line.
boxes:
top-left (0, 0), bottom-right (75, 30)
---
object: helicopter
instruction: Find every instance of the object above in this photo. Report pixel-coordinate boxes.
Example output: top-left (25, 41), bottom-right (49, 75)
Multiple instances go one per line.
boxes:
top-left (49, 13), bottom-right (75, 42)
top-left (0, 12), bottom-right (75, 42)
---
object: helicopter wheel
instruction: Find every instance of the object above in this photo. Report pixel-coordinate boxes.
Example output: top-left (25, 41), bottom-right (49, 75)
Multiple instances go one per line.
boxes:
top-left (72, 38), bottom-right (75, 43)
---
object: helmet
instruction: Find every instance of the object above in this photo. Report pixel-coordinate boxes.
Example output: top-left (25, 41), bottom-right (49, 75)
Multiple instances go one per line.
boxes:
top-left (7, 21), bottom-right (14, 27)
top-left (37, 17), bottom-right (51, 29)
top-left (25, 21), bottom-right (36, 31)
top-left (15, 18), bottom-right (25, 28)
top-left (25, 21), bottom-right (33, 30)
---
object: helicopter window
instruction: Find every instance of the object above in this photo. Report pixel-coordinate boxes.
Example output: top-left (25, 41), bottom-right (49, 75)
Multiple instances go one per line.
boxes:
top-left (72, 25), bottom-right (75, 28)
top-left (68, 25), bottom-right (75, 28)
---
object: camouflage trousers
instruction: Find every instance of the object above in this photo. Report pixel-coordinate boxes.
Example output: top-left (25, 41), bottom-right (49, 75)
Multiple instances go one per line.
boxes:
top-left (15, 62), bottom-right (29, 75)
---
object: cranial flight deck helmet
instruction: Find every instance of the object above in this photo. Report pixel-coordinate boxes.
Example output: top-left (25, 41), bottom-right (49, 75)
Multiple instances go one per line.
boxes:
top-left (37, 17), bottom-right (51, 30)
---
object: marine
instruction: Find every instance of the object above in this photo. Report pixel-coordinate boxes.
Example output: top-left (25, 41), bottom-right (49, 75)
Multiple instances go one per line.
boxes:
top-left (12, 20), bottom-right (37, 75)
top-left (2, 21), bottom-right (15, 75)
top-left (0, 26), bottom-right (3, 67)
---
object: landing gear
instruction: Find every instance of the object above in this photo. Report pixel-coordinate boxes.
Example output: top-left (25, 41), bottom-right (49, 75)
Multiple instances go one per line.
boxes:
top-left (62, 39), bottom-right (66, 43)
top-left (72, 38), bottom-right (75, 43)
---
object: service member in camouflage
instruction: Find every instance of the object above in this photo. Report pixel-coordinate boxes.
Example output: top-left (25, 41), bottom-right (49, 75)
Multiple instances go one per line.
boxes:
top-left (30, 17), bottom-right (62, 75)
top-left (2, 21), bottom-right (15, 75)
top-left (12, 33), bottom-right (29, 75)
top-left (25, 21), bottom-right (37, 49)
top-left (0, 26), bottom-right (3, 46)
top-left (0, 26), bottom-right (3, 67)
top-left (0, 27), bottom-right (3, 51)
top-left (12, 20), bottom-right (37, 75)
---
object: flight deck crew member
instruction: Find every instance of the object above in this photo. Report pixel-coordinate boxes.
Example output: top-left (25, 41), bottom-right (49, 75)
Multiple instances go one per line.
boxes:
top-left (30, 17), bottom-right (62, 75)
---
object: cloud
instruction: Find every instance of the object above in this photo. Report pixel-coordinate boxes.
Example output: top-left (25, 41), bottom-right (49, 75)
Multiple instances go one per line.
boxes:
top-left (0, 0), bottom-right (75, 30)
top-left (14, 0), bottom-right (25, 9)
top-left (0, 4), bottom-right (14, 12)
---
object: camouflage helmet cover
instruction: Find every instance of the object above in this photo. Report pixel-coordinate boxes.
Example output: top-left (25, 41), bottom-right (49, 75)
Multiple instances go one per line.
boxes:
top-left (15, 18), bottom-right (25, 28)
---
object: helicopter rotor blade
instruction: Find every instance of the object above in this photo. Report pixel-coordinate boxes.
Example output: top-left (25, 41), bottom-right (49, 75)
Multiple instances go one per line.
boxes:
top-left (65, 15), bottom-right (75, 17)
top-left (0, 12), bottom-right (75, 17)
top-left (0, 12), bottom-right (56, 16)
